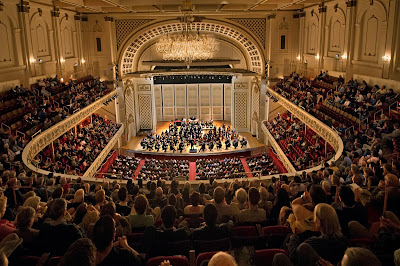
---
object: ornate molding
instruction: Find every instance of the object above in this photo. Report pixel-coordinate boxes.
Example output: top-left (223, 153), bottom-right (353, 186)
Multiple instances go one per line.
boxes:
top-left (267, 88), bottom-right (343, 161)
top-left (262, 123), bottom-right (296, 173)
top-left (115, 19), bottom-right (154, 49)
top-left (84, 125), bottom-right (124, 178)
top-left (229, 18), bottom-right (266, 48)
top-left (22, 90), bottom-right (118, 176)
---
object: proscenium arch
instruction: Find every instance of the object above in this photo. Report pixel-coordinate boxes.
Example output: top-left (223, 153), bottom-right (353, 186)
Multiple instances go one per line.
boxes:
top-left (137, 36), bottom-right (250, 71)
top-left (118, 20), bottom-right (265, 76)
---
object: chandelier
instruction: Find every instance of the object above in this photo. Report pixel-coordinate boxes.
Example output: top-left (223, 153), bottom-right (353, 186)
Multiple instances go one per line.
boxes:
top-left (155, 0), bottom-right (218, 65)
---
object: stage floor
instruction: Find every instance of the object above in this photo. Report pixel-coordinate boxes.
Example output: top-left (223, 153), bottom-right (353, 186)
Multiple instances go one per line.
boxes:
top-left (122, 120), bottom-right (265, 155)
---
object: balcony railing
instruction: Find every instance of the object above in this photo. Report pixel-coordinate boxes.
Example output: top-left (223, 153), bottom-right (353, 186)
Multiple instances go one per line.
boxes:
top-left (22, 90), bottom-right (120, 180)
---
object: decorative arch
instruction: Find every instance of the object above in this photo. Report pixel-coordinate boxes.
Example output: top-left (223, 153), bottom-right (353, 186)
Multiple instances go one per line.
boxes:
top-left (60, 17), bottom-right (74, 58)
top-left (119, 20), bottom-right (264, 75)
top-left (306, 15), bottom-right (319, 54)
top-left (30, 13), bottom-right (51, 57)
top-left (327, 9), bottom-right (346, 53)
top-left (0, 13), bottom-right (16, 66)
top-left (357, 3), bottom-right (387, 62)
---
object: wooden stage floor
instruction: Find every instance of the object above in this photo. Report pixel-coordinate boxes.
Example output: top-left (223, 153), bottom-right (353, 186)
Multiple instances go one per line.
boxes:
top-left (122, 121), bottom-right (265, 155)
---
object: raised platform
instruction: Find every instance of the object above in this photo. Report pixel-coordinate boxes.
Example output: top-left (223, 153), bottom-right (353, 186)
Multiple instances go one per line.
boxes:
top-left (122, 121), bottom-right (266, 160)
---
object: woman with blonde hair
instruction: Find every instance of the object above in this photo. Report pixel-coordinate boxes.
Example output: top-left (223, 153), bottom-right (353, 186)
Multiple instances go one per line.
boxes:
top-left (230, 188), bottom-right (247, 220)
top-left (287, 203), bottom-right (348, 265)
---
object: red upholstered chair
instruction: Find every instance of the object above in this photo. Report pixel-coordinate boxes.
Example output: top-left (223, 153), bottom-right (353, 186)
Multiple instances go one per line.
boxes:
top-left (196, 251), bottom-right (218, 266)
top-left (47, 256), bottom-right (62, 266)
top-left (262, 225), bottom-right (292, 248)
top-left (146, 256), bottom-right (189, 266)
top-left (233, 226), bottom-right (258, 237)
top-left (255, 249), bottom-right (288, 266)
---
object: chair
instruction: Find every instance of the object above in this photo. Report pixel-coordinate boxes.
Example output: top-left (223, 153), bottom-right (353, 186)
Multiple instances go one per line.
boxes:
top-left (47, 256), bottom-right (62, 266)
top-left (126, 233), bottom-right (143, 245)
top-left (146, 256), bottom-right (189, 266)
top-left (233, 226), bottom-right (258, 237)
top-left (349, 238), bottom-right (375, 248)
top-left (255, 249), bottom-right (288, 266)
top-left (196, 251), bottom-right (218, 266)
top-left (193, 238), bottom-right (231, 254)
top-left (16, 256), bottom-right (42, 266)
top-left (262, 225), bottom-right (292, 249)
top-left (150, 240), bottom-right (192, 258)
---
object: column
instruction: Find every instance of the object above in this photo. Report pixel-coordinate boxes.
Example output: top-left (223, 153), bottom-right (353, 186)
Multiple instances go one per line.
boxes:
top-left (266, 14), bottom-right (275, 79)
top-left (74, 14), bottom-right (84, 76)
top-left (51, 7), bottom-right (62, 77)
top-left (14, 29), bottom-right (25, 67)
top-left (316, 3), bottom-right (327, 72)
top-left (104, 16), bottom-right (117, 81)
top-left (391, 0), bottom-right (400, 75)
top-left (384, 0), bottom-right (398, 79)
top-left (343, 0), bottom-right (358, 80)
top-left (17, 1), bottom-right (33, 83)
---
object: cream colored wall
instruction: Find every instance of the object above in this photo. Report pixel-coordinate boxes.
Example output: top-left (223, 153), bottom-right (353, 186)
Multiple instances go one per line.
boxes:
top-left (0, 0), bottom-right (86, 88)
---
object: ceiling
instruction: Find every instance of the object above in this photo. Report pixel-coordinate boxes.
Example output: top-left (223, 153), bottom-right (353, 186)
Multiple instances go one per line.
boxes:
top-left (50, 0), bottom-right (324, 14)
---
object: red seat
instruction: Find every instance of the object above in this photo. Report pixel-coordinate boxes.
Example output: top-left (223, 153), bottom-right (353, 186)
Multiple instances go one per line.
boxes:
top-left (262, 225), bottom-right (291, 236)
top-left (47, 256), bottom-right (62, 266)
top-left (255, 249), bottom-right (288, 266)
top-left (196, 251), bottom-right (218, 266)
top-left (233, 226), bottom-right (258, 237)
top-left (146, 256), bottom-right (189, 266)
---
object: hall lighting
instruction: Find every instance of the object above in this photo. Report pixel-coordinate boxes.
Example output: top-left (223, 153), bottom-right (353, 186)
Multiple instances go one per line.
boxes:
top-left (155, 0), bottom-right (218, 64)
top-left (341, 54), bottom-right (347, 60)
top-left (296, 55), bottom-right (301, 61)
top-left (38, 59), bottom-right (43, 63)
top-left (315, 54), bottom-right (320, 60)
top-left (153, 75), bottom-right (232, 84)
top-left (81, 59), bottom-right (86, 64)
top-left (382, 55), bottom-right (391, 62)
top-left (30, 58), bottom-right (36, 64)
top-left (60, 58), bottom-right (65, 63)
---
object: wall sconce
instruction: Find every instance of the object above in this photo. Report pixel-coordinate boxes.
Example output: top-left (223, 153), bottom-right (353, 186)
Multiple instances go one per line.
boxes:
top-left (38, 8), bottom-right (42, 16)
top-left (304, 59), bottom-right (308, 64)
top-left (296, 55), bottom-right (301, 61)
top-left (341, 54), bottom-right (347, 60)
top-left (30, 58), bottom-right (36, 64)
top-left (382, 55), bottom-right (391, 62)
top-left (74, 63), bottom-right (78, 67)
top-left (60, 58), bottom-right (65, 63)
top-left (81, 59), bottom-right (86, 64)
top-left (60, 77), bottom-right (64, 83)
top-left (311, 10), bottom-right (314, 16)
top-left (335, 54), bottom-right (340, 59)
top-left (315, 54), bottom-right (320, 60)
top-left (334, 4), bottom-right (338, 12)
top-left (38, 58), bottom-right (43, 63)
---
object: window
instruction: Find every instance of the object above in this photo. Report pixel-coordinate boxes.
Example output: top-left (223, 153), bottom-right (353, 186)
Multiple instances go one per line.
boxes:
top-left (96, 38), bottom-right (102, 52)
top-left (280, 35), bottom-right (286, 50)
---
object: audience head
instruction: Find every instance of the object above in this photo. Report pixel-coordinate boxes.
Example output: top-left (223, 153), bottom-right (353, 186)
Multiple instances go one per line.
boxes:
top-left (23, 196), bottom-right (40, 210)
top-left (339, 186), bottom-right (355, 207)
top-left (248, 187), bottom-right (260, 206)
top-left (310, 184), bottom-right (327, 206)
top-left (341, 247), bottom-right (381, 266)
top-left (100, 202), bottom-right (116, 218)
top-left (60, 238), bottom-right (96, 266)
top-left (203, 204), bottom-right (218, 227)
top-left (190, 191), bottom-right (200, 207)
top-left (92, 215), bottom-right (115, 252)
top-left (213, 187), bottom-right (225, 204)
top-left (314, 203), bottom-right (341, 236)
top-left (49, 198), bottom-right (67, 221)
top-left (385, 174), bottom-right (399, 187)
top-left (16, 206), bottom-right (35, 231)
top-left (133, 194), bottom-right (148, 215)
top-left (235, 188), bottom-right (247, 204)
top-left (155, 187), bottom-right (163, 198)
top-left (95, 189), bottom-right (105, 205)
top-left (74, 189), bottom-right (85, 203)
top-left (208, 252), bottom-right (238, 266)
top-left (161, 205), bottom-right (176, 229)
top-left (117, 186), bottom-right (127, 202)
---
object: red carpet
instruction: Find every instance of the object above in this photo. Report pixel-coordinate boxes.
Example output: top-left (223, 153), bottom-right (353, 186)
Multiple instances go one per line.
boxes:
top-left (240, 157), bottom-right (253, 178)
top-left (189, 162), bottom-right (197, 181)
top-left (134, 159), bottom-right (145, 180)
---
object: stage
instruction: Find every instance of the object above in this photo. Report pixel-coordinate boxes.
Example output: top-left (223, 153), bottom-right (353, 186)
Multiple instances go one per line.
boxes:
top-left (121, 121), bottom-right (266, 159)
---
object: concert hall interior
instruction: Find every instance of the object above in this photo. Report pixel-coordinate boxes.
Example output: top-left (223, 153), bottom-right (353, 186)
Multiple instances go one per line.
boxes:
top-left (0, 0), bottom-right (400, 265)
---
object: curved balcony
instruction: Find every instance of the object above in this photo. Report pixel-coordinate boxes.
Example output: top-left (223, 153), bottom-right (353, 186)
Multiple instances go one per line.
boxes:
top-left (22, 90), bottom-right (122, 180)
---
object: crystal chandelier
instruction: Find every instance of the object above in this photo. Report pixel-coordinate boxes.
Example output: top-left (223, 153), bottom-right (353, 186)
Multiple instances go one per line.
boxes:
top-left (156, 0), bottom-right (218, 65)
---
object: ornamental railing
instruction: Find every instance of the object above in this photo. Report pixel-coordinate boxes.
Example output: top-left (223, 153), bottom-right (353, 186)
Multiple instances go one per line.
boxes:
top-left (22, 90), bottom-right (119, 180)
top-left (261, 123), bottom-right (296, 173)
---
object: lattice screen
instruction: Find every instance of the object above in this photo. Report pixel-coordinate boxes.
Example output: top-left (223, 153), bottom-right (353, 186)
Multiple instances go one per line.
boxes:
top-left (115, 19), bottom-right (154, 49)
top-left (235, 92), bottom-right (247, 128)
top-left (138, 94), bottom-right (152, 130)
top-left (229, 18), bottom-right (266, 48)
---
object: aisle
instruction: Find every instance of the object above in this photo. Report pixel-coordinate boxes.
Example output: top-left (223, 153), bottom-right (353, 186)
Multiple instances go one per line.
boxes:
top-left (134, 159), bottom-right (145, 180)
top-left (240, 157), bottom-right (253, 178)
top-left (189, 162), bottom-right (197, 181)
